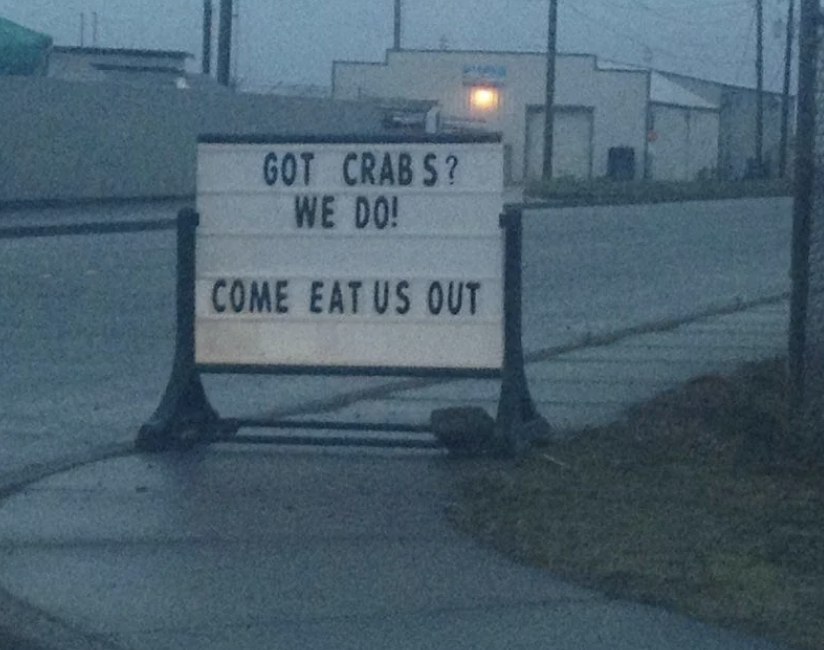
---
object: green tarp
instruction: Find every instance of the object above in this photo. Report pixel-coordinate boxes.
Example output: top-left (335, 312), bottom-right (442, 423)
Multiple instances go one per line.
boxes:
top-left (0, 16), bottom-right (52, 75)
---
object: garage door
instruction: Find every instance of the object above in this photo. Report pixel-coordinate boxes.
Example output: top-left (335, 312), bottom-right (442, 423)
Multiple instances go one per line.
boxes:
top-left (525, 107), bottom-right (593, 181)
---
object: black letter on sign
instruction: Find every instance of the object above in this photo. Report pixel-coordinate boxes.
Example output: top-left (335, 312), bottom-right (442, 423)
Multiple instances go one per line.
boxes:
top-left (309, 281), bottom-right (324, 314)
top-left (295, 196), bottom-right (318, 228)
top-left (230, 280), bottom-right (246, 313)
top-left (343, 152), bottom-right (358, 186)
top-left (448, 281), bottom-right (463, 315)
top-left (263, 152), bottom-right (277, 185)
top-left (373, 280), bottom-right (389, 314)
top-left (398, 152), bottom-right (413, 186)
top-left (466, 281), bottom-right (480, 315)
top-left (329, 280), bottom-right (344, 314)
top-left (379, 152), bottom-right (394, 185)
top-left (281, 153), bottom-right (297, 186)
top-left (300, 152), bottom-right (315, 185)
top-left (211, 279), bottom-right (227, 313)
top-left (348, 281), bottom-right (363, 314)
top-left (275, 280), bottom-right (289, 314)
top-left (321, 195), bottom-right (336, 229)
top-left (423, 153), bottom-right (438, 187)
top-left (249, 281), bottom-right (272, 313)
top-left (355, 196), bottom-right (370, 229)
top-left (374, 196), bottom-right (390, 229)
top-left (361, 152), bottom-right (376, 185)
top-left (427, 281), bottom-right (444, 314)
top-left (396, 280), bottom-right (411, 315)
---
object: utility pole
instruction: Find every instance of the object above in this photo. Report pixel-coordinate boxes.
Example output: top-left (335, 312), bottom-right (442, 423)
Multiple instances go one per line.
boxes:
top-left (779, 0), bottom-right (795, 178)
top-left (394, 0), bottom-right (402, 50)
top-left (788, 0), bottom-right (820, 424)
top-left (232, 0), bottom-right (240, 84)
top-left (217, 0), bottom-right (233, 87)
top-left (755, 0), bottom-right (765, 177)
top-left (542, 0), bottom-right (558, 181)
top-left (203, 1), bottom-right (213, 76)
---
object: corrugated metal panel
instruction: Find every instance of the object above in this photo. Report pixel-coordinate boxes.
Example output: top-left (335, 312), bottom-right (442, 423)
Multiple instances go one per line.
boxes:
top-left (649, 105), bottom-right (719, 180)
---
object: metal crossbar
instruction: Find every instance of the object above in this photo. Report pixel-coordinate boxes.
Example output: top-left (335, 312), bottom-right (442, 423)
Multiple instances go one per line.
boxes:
top-left (0, 218), bottom-right (176, 240)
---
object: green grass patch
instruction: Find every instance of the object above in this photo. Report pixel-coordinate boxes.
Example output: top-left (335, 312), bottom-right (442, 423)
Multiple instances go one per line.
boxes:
top-left (449, 358), bottom-right (824, 649)
top-left (525, 177), bottom-right (793, 206)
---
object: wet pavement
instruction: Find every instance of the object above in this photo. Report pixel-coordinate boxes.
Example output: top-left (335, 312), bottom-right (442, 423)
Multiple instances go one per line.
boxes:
top-left (0, 200), bottom-right (795, 649)
top-left (0, 198), bottom-right (792, 473)
top-left (0, 298), bottom-right (792, 650)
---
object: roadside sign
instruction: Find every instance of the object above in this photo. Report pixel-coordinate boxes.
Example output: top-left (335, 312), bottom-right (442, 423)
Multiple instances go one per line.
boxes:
top-left (194, 135), bottom-right (504, 373)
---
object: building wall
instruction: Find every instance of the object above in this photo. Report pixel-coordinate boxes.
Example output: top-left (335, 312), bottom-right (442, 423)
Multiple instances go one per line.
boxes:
top-left (659, 73), bottom-right (790, 179)
top-left (524, 106), bottom-right (593, 180)
top-left (554, 56), bottom-right (649, 179)
top-left (649, 105), bottom-right (719, 181)
top-left (48, 47), bottom-right (189, 83)
top-left (719, 88), bottom-right (785, 179)
top-left (0, 76), bottom-right (389, 205)
top-left (333, 50), bottom-right (649, 182)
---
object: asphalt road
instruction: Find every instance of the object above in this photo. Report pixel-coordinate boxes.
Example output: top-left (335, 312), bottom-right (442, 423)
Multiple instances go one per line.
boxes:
top-left (521, 197), bottom-right (791, 350)
top-left (0, 197), bottom-right (792, 476)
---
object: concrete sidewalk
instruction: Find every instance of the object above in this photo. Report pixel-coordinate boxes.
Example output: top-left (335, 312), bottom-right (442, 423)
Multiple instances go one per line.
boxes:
top-left (0, 300), bottom-right (793, 650)
top-left (295, 298), bottom-right (789, 435)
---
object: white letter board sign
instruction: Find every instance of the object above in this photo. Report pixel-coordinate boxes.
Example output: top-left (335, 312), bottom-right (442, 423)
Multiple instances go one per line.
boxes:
top-left (194, 134), bottom-right (504, 372)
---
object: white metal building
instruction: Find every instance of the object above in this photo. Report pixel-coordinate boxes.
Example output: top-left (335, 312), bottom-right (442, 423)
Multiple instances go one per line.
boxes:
top-left (332, 49), bottom-right (787, 183)
top-left (48, 46), bottom-right (192, 87)
top-left (646, 70), bottom-right (720, 181)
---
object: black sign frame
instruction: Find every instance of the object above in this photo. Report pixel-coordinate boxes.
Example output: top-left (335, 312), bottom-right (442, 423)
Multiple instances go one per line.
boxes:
top-left (137, 134), bottom-right (541, 456)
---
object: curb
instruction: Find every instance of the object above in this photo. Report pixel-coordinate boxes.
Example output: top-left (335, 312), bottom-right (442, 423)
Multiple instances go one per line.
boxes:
top-left (257, 293), bottom-right (790, 421)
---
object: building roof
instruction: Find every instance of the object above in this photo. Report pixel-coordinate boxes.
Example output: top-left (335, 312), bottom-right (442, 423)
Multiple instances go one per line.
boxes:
top-left (0, 15), bottom-right (52, 75)
top-left (341, 49), bottom-right (786, 100)
top-left (52, 45), bottom-right (191, 60)
top-left (650, 72), bottom-right (718, 110)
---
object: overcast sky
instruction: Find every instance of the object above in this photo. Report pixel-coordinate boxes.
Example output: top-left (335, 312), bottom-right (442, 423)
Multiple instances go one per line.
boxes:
top-left (0, 0), bottom-right (795, 91)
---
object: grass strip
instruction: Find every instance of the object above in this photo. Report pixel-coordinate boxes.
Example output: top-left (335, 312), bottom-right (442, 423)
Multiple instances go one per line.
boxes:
top-left (450, 358), bottom-right (824, 649)
top-left (525, 178), bottom-right (792, 206)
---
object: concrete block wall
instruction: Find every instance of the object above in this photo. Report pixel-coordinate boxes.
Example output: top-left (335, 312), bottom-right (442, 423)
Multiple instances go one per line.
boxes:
top-left (0, 77), bottom-right (387, 205)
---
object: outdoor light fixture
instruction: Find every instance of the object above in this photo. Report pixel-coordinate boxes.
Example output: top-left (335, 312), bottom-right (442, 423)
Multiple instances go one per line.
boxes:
top-left (469, 85), bottom-right (499, 111)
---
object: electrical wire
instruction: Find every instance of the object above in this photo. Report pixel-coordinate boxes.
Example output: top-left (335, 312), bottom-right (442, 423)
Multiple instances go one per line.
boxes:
top-left (618, 0), bottom-right (752, 25)
top-left (566, 3), bottom-right (749, 68)
top-left (733, 2), bottom-right (757, 85)
top-left (578, 0), bottom-right (755, 38)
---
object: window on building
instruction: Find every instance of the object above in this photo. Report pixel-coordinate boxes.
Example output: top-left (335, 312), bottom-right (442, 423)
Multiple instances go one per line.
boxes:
top-left (469, 85), bottom-right (499, 112)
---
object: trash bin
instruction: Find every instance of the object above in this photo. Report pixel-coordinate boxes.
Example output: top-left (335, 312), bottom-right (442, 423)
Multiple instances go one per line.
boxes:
top-left (607, 147), bottom-right (636, 181)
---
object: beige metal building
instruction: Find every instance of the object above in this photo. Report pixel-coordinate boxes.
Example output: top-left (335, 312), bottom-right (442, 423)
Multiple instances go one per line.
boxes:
top-left (332, 49), bottom-right (788, 183)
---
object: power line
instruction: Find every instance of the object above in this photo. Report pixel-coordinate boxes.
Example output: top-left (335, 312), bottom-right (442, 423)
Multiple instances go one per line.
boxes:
top-left (734, 3), bottom-right (757, 85)
top-left (566, 3), bottom-right (749, 67)
top-left (664, 0), bottom-right (753, 8)
top-left (625, 0), bottom-right (751, 24)
top-left (582, 0), bottom-right (752, 27)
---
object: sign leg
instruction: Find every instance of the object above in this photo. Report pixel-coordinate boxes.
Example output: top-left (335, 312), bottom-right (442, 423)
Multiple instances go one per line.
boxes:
top-left (136, 367), bottom-right (224, 451)
top-left (495, 209), bottom-right (551, 456)
top-left (136, 209), bottom-right (232, 451)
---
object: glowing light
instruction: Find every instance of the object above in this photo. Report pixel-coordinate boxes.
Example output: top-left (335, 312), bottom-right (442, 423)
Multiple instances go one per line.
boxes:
top-left (470, 86), bottom-right (499, 111)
